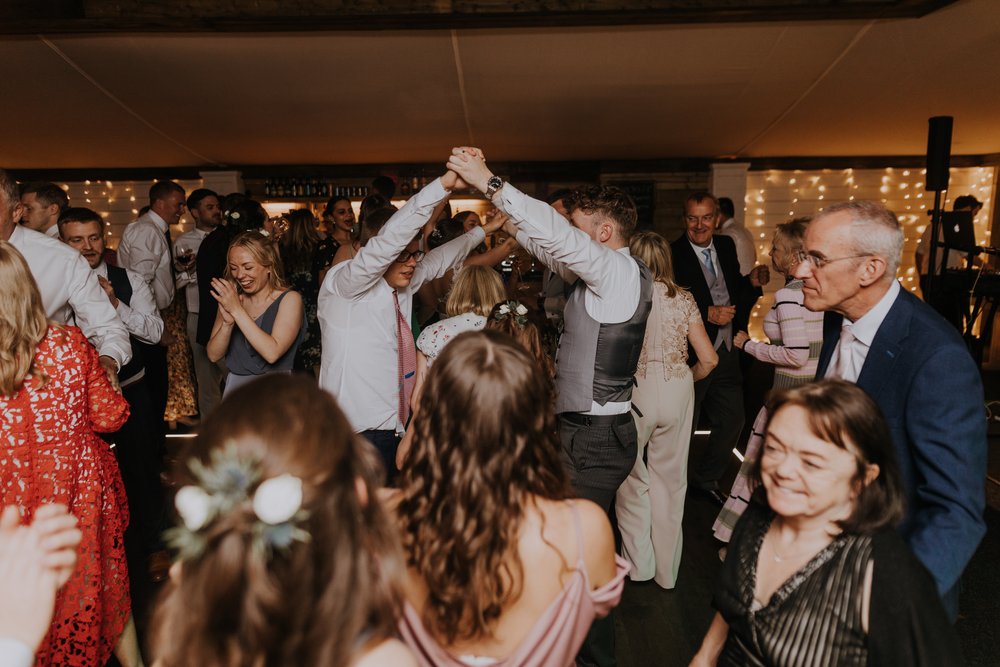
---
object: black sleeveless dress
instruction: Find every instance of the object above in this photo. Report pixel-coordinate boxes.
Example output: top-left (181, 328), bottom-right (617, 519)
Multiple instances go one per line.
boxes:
top-left (713, 500), bottom-right (962, 667)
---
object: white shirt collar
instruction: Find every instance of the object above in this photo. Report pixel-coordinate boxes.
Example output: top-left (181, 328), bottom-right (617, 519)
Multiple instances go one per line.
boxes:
top-left (146, 209), bottom-right (168, 232)
top-left (688, 238), bottom-right (715, 257)
top-left (719, 218), bottom-right (736, 230)
top-left (846, 280), bottom-right (901, 347)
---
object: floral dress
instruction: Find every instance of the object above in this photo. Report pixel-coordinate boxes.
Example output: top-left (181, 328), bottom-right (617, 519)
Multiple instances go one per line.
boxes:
top-left (415, 312), bottom-right (487, 365)
top-left (1, 325), bottom-right (131, 666)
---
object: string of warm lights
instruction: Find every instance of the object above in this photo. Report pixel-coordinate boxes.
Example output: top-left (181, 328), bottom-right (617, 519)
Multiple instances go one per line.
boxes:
top-left (59, 179), bottom-right (203, 246)
top-left (743, 166), bottom-right (996, 338)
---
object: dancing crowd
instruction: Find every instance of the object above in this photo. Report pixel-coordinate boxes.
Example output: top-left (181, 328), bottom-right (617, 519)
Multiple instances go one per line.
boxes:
top-left (0, 146), bottom-right (988, 667)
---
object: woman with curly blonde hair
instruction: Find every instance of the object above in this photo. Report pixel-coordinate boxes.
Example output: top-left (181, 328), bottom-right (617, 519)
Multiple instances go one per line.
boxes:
top-left (395, 330), bottom-right (628, 666)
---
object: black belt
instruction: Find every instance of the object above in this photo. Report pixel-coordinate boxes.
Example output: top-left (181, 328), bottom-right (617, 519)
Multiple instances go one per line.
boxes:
top-left (558, 411), bottom-right (632, 427)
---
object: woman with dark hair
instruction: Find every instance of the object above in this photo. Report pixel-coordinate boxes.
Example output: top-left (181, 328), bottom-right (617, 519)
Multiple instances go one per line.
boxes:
top-left (151, 374), bottom-right (415, 667)
top-left (0, 242), bottom-right (142, 667)
top-left (322, 195), bottom-right (357, 247)
top-left (691, 380), bottom-right (961, 667)
top-left (396, 330), bottom-right (628, 666)
top-left (279, 209), bottom-right (337, 374)
top-left (207, 231), bottom-right (306, 395)
top-left (714, 219), bottom-right (825, 545)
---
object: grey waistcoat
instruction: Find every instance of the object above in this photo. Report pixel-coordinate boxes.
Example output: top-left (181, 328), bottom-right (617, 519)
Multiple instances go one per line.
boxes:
top-left (554, 257), bottom-right (653, 414)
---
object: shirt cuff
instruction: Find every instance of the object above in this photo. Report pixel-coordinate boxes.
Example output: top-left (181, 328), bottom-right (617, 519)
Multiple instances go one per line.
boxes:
top-left (0, 638), bottom-right (34, 667)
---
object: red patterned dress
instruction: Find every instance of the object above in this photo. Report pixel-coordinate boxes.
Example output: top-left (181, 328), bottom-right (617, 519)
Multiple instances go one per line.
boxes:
top-left (1, 325), bottom-right (131, 666)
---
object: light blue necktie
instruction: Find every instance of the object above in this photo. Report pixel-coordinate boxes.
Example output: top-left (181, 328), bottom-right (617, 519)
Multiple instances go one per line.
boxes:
top-left (702, 249), bottom-right (717, 279)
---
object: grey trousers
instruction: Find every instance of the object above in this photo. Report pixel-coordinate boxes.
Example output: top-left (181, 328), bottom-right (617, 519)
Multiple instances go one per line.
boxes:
top-left (559, 410), bottom-right (636, 667)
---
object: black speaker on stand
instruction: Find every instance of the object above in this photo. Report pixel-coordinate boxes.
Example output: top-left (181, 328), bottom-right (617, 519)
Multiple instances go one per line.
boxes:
top-left (923, 116), bottom-right (953, 304)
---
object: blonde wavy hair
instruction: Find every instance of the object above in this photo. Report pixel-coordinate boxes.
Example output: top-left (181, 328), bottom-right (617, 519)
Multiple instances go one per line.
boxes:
top-left (444, 265), bottom-right (506, 318)
top-left (224, 231), bottom-right (288, 294)
top-left (629, 231), bottom-right (681, 297)
top-left (0, 241), bottom-right (51, 395)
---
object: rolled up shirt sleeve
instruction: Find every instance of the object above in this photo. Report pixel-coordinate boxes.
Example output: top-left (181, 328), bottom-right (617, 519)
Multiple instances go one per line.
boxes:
top-left (115, 270), bottom-right (165, 344)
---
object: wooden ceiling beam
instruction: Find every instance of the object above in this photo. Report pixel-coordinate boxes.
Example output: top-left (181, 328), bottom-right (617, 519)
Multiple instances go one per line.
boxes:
top-left (0, 0), bottom-right (959, 34)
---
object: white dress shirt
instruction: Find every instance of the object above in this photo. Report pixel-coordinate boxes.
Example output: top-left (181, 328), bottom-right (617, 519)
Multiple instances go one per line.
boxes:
top-left (0, 638), bottom-right (33, 667)
top-left (689, 239), bottom-right (723, 282)
top-left (715, 218), bottom-right (757, 276)
top-left (43, 224), bottom-right (59, 239)
top-left (8, 225), bottom-right (131, 368)
top-left (117, 210), bottom-right (175, 310)
top-left (318, 178), bottom-right (486, 432)
top-left (826, 279), bottom-right (900, 382)
top-left (494, 183), bottom-right (641, 415)
top-left (174, 227), bottom-right (209, 313)
top-left (94, 262), bottom-right (164, 345)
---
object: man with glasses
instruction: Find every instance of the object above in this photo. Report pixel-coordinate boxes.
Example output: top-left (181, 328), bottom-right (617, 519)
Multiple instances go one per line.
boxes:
top-left (792, 200), bottom-right (985, 622)
top-left (671, 192), bottom-right (768, 505)
top-left (318, 169), bottom-right (502, 479)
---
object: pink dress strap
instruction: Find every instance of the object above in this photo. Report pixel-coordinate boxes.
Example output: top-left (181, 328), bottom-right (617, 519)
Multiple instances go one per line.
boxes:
top-left (398, 500), bottom-right (630, 667)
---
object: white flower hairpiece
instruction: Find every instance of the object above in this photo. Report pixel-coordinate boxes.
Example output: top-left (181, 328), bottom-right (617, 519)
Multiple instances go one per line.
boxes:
top-left (493, 300), bottom-right (529, 328)
top-left (258, 229), bottom-right (270, 237)
top-left (230, 211), bottom-right (241, 220)
top-left (167, 442), bottom-right (309, 561)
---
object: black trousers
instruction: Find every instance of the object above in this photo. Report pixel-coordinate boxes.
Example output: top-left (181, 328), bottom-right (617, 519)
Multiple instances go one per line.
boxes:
top-left (361, 429), bottom-right (400, 486)
top-left (559, 411), bottom-right (637, 667)
top-left (690, 345), bottom-right (744, 491)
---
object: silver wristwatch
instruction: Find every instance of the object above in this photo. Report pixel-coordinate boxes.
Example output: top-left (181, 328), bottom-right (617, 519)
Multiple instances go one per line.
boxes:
top-left (485, 175), bottom-right (503, 199)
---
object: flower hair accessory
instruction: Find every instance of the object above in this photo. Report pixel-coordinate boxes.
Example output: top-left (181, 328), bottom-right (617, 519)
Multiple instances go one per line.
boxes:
top-left (167, 442), bottom-right (309, 561)
top-left (494, 300), bottom-right (529, 328)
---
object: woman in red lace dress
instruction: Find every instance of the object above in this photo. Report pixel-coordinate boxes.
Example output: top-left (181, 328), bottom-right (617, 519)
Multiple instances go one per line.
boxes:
top-left (0, 242), bottom-right (143, 667)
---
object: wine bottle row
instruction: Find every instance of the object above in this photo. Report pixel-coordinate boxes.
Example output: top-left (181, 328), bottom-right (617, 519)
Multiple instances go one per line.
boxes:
top-left (262, 178), bottom-right (371, 199)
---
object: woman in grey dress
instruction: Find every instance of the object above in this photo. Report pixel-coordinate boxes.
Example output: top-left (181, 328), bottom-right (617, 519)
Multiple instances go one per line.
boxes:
top-left (206, 231), bottom-right (305, 396)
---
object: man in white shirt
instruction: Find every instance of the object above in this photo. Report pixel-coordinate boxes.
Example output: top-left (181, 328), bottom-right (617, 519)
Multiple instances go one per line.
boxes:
top-left (117, 179), bottom-right (186, 422)
top-left (319, 170), bottom-right (496, 476)
top-left (0, 168), bottom-right (130, 387)
top-left (19, 182), bottom-right (68, 238)
top-left (793, 200), bottom-right (986, 621)
top-left (59, 207), bottom-right (169, 599)
top-left (714, 197), bottom-right (757, 276)
top-left (175, 188), bottom-right (226, 418)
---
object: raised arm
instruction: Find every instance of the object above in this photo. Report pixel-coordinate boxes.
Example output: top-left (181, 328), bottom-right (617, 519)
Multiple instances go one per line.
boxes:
top-left (326, 176), bottom-right (455, 300)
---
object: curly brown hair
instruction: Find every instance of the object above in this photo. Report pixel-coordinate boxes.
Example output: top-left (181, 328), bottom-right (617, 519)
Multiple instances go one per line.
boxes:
top-left (564, 185), bottom-right (638, 241)
top-left (151, 375), bottom-right (404, 667)
top-left (396, 330), bottom-right (571, 644)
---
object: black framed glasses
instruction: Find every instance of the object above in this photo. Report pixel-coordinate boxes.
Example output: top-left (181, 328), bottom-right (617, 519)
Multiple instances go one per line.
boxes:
top-left (394, 250), bottom-right (425, 263)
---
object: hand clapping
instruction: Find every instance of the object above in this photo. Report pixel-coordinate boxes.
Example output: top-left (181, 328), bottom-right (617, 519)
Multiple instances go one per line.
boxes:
top-left (210, 277), bottom-right (241, 324)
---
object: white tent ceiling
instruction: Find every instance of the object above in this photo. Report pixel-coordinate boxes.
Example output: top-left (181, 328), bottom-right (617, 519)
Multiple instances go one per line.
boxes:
top-left (1, 0), bottom-right (998, 170)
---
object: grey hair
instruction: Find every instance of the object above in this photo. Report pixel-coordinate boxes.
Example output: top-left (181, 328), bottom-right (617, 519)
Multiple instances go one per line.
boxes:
top-left (819, 201), bottom-right (904, 278)
top-left (0, 169), bottom-right (19, 212)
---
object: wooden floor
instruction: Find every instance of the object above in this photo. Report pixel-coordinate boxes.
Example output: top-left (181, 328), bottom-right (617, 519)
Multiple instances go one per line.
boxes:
top-left (613, 485), bottom-right (1000, 667)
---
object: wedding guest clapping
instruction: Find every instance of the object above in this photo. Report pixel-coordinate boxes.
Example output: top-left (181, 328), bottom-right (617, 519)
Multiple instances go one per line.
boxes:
top-left (207, 231), bottom-right (306, 396)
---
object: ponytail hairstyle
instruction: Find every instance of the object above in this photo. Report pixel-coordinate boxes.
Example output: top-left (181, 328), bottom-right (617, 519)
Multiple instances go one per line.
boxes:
top-left (152, 375), bottom-right (404, 667)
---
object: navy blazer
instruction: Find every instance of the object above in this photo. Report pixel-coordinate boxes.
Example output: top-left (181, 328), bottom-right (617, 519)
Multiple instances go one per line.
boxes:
top-left (670, 234), bottom-right (761, 360)
top-left (817, 288), bottom-right (987, 617)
